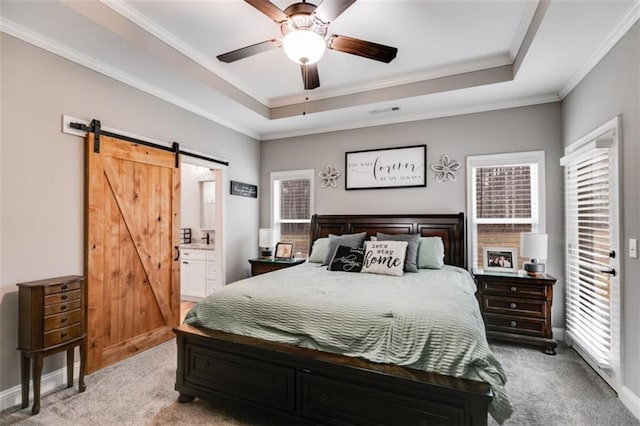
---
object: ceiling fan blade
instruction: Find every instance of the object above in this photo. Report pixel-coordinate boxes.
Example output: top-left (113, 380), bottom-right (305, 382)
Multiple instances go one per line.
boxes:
top-left (217, 39), bottom-right (281, 63)
top-left (301, 64), bottom-right (320, 90)
top-left (244, 0), bottom-right (288, 22)
top-left (314, 0), bottom-right (357, 23)
top-left (328, 34), bottom-right (397, 63)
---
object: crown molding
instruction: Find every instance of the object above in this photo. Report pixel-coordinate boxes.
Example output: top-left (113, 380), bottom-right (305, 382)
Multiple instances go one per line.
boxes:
top-left (559, 1), bottom-right (640, 99)
top-left (260, 93), bottom-right (561, 140)
top-left (509, 0), bottom-right (541, 60)
top-left (100, 0), bottom-right (270, 107)
top-left (0, 18), bottom-right (259, 140)
top-left (270, 54), bottom-right (513, 108)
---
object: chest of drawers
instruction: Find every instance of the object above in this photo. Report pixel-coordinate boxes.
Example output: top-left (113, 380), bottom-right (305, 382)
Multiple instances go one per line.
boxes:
top-left (473, 270), bottom-right (557, 355)
top-left (17, 275), bottom-right (87, 414)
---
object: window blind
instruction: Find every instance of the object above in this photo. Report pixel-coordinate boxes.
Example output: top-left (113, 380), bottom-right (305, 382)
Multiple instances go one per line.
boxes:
top-left (563, 147), bottom-right (614, 368)
top-left (475, 166), bottom-right (534, 220)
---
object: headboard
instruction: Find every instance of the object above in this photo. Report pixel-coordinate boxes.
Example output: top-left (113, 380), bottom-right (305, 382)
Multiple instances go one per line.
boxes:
top-left (309, 213), bottom-right (466, 269)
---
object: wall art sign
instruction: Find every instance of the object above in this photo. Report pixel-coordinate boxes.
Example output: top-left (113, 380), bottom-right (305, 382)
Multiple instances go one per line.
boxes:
top-left (230, 181), bottom-right (257, 198)
top-left (345, 144), bottom-right (426, 190)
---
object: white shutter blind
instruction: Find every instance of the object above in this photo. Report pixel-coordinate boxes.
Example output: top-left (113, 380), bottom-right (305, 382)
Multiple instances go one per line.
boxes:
top-left (475, 166), bottom-right (534, 220)
top-left (563, 147), bottom-right (614, 368)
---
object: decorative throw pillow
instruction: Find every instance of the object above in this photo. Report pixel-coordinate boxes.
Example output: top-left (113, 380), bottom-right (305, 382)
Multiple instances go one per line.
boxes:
top-left (329, 245), bottom-right (365, 272)
top-left (308, 238), bottom-right (330, 263)
top-left (361, 240), bottom-right (408, 277)
top-left (322, 232), bottom-right (367, 265)
top-left (376, 233), bottom-right (419, 272)
top-left (417, 237), bottom-right (445, 269)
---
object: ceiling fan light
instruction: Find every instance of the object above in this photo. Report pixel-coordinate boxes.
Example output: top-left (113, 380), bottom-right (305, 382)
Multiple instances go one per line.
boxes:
top-left (282, 30), bottom-right (326, 65)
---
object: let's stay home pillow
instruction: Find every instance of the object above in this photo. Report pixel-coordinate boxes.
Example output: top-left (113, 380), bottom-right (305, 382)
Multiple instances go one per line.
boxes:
top-left (361, 240), bottom-right (408, 277)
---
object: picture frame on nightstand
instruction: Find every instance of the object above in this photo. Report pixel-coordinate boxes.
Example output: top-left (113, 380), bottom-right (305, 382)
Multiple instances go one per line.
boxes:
top-left (274, 242), bottom-right (294, 260)
top-left (483, 247), bottom-right (517, 272)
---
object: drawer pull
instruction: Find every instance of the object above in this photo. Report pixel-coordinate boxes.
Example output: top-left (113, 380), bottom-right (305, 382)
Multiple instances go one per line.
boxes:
top-left (61, 317), bottom-right (68, 323)
top-left (510, 321), bottom-right (517, 328)
top-left (60, 304), bottom-right (68, 311)
top-left (510, 303), bottom-right (517, 309)
top-left (61, 284), bottom-right (68, 291)
top-left (510, 286), bottom-right (517, 292)
top-left (203, 361), bottom-right (210, 368)
top-left (61, 332), bottom-right (68, 338)
top-left (61, 294), bottom-right (68, 301)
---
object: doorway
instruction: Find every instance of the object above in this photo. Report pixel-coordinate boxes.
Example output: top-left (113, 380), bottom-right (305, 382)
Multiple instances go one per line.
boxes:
top-left (179, 159), bottom-right (226, 303)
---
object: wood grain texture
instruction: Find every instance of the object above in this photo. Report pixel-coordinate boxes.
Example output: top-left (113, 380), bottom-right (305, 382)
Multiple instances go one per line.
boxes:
top-left (86, 135), bottom-right (179, 373)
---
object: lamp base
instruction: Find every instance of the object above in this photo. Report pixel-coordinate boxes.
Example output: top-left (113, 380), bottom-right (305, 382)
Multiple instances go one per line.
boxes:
top-left (260, 248), bottom-right (272, 258)
top-left (524, 261), bottom-right (545, 277)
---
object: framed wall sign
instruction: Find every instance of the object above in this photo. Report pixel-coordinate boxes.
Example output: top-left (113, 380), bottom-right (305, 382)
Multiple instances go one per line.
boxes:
top-left (345, 144), bottom-right (426, 190)
top-left (230, 181), bottom-right (257, 198)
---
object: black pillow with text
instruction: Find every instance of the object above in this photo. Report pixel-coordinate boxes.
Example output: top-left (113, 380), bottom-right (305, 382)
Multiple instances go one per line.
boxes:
top-left (329, 245), bottom-right (365, 273)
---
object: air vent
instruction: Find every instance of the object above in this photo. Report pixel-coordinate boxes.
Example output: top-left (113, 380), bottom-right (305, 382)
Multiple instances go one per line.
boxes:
top-left (369, 106), bottom-right (400, 114)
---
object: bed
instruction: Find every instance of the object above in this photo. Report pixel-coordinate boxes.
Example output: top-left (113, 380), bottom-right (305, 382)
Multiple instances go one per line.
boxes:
top-left (174, 213), bottom-right (512, 425)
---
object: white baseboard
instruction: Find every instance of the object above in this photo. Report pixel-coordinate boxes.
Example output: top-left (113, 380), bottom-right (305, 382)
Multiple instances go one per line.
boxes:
top-left (621, 386), bottom-right (640, 420)
top-left (0, 362), bottom-right (80, 412)
top-left (552, 327), bottom-right (565, 341)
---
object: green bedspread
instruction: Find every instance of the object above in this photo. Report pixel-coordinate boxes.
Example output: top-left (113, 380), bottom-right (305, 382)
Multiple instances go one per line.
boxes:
top-left (185, 262), bottom-right (513, 423)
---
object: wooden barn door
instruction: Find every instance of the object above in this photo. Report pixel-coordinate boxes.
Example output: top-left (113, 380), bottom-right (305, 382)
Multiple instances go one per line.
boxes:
top-left (86, 133), bottom-right (180, 373)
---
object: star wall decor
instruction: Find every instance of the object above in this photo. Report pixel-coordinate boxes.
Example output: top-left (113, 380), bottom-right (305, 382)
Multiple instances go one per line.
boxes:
top-left (319, 164), bottom-right (341, 188)
top-left (431, 155), bottom-right (462, 183)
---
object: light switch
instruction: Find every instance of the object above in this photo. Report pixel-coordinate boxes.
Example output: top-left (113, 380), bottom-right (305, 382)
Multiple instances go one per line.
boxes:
top-left (630, 238), bottom-right (638, 259)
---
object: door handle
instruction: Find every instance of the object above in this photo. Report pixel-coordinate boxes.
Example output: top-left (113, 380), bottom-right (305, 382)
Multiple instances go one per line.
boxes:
top-left (600, 268), bottom-right (616, 276)
top-left (174, 245), bottom-right (180, 261)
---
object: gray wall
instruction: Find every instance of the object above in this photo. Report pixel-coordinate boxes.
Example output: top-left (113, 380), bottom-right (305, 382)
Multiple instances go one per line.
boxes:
top-left (261, 102), bottom-right (565, 325)
top-left (0, 34), bottom-right (260, 393)
top-left (562, 21), bottom-right (640, 398)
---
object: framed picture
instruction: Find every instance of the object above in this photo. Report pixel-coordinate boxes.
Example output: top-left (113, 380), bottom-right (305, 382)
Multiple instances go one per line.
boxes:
top-left (274, 242), bottom-right (294, 260)
top-left (483, 247), bottom-right (517, 272)
top-left (345, 144), bottom-right (426, 190)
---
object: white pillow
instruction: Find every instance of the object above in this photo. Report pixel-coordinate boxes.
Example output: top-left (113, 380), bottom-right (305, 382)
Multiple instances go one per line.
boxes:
top-left (417, 237), bottom-right (445, 269)
top-left (361, 240), bottom-right (408, 277)
top-left (308, 238), bottom-right (330, 263)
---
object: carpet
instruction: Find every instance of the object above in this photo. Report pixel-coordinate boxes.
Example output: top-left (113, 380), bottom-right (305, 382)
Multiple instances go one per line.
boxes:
top-left (1, 339), bottom-right (638, 425)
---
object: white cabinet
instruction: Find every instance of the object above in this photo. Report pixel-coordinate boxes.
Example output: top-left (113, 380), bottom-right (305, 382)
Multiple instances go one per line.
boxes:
top-left (206, 250), bottom-right (222, 294)
top-left (181, 248), bottom-right (220, 300)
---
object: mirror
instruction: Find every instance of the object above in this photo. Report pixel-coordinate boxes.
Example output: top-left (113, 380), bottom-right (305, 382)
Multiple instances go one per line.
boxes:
top-left (201, 180), bottom-right (216, 230)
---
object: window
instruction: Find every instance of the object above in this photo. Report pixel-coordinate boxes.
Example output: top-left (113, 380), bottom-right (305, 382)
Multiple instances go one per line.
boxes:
top-left (561, 117), bottom-right (620, 390)
top-left (271, 170), bottom-right (314, 257)
top-left (467, 151), bottom-right (546, 269)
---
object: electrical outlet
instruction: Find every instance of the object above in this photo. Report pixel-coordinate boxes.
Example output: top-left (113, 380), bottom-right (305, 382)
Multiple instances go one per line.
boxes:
top-left (630, 238), bottom-right (638, 259)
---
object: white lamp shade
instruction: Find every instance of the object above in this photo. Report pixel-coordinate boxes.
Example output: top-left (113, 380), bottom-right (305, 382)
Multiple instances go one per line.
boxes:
top-left (520, 233), bottom-right (548, 260)
top-left (259, 228), bottom-right (275, 248)
top-left (282, 30), bottom-right (326, 64)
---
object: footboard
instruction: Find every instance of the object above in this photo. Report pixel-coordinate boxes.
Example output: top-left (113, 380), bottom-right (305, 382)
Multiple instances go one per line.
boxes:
top-left (174, 324), bottom-right (491, 425)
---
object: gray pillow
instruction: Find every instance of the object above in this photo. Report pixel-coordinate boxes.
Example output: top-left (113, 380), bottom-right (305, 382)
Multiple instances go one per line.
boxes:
top-left (308, 238), bottom-right (330, 263)
top-left (417, 237), bottom-right (445, 269)
top-left (376, 233), bottom-right (419, 272)
top-left (322, 232), bottom-right (367, 266)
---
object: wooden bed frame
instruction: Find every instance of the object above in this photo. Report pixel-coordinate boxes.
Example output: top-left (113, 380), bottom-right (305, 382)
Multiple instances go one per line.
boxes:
top-left (174, 213), bottom-right (493, 425)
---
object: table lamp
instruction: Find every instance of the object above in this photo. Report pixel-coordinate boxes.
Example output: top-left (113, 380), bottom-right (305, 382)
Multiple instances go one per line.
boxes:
top-left (520, 232), bottom-right (548, 277)
top-left (259, 228), bottom-right (275, 258)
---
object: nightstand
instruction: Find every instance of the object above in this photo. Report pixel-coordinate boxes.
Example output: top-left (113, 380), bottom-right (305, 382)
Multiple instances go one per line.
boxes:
top-left (473, 269), bottom-right (557, 355)
top-left (249, 258), bottom-right (306, 276)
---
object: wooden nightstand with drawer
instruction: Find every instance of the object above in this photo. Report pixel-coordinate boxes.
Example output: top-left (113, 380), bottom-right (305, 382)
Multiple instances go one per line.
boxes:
top-left (17, 275), bottom-right (87, 414)
top-left (248, 258), bottom-right (306, 276)
top-left (473, 270), bottom-right (557, 355)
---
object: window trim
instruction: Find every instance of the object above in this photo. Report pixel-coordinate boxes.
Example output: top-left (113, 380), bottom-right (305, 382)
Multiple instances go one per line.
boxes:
top-left (270, 169), bottom-right (315, 236)
top-left (466, 151), bottom-right (546, 269)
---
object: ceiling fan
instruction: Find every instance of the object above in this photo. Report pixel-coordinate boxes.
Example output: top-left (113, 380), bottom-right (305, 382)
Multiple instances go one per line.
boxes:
top-left (217, 0), bottom-right (398, 90)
